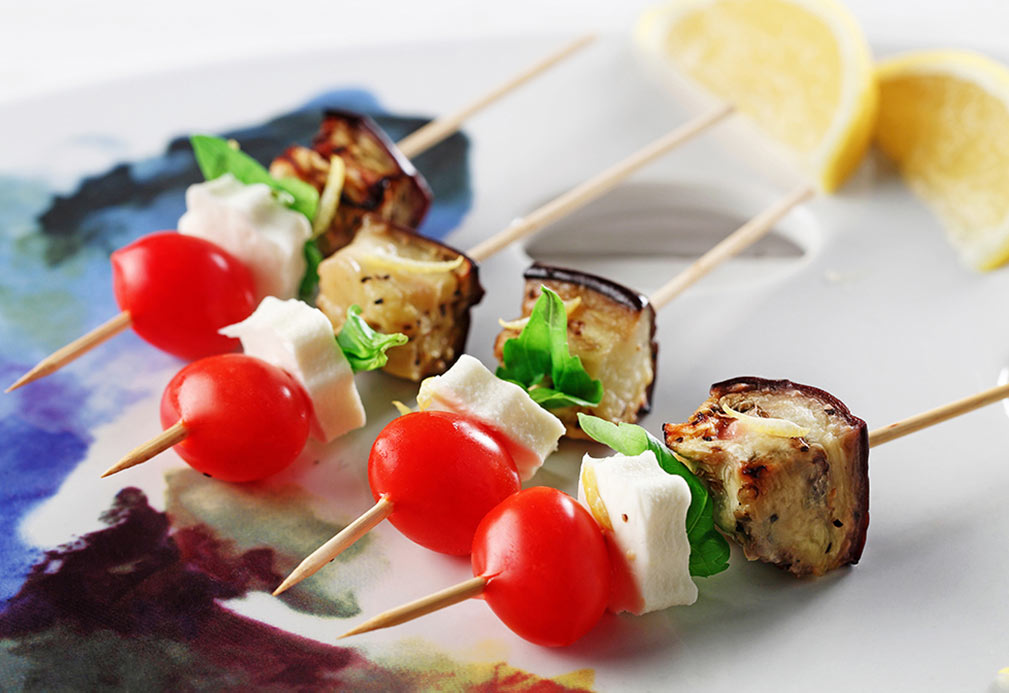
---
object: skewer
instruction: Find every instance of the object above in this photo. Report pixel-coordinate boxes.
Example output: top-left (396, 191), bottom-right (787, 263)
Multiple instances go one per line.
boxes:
top-left (465, 103), bottom-right (735, 262)
top-left (396, 34), bottom-right (596, 159)
top-left (273, 496), bottom-right (394, 596)
top-left (649, 184), bottom-right (815, 310)
top-left (11, 39), bottom-right (594, 394)
top-left (339, 576), bottom-right (487, 639)
top-left (100, 420), bottom-right (188, 478)
top-left (868, 381), bottom-right (1009, 447)
top-left (6, 312), bottom-right (132, 393)
top-left (340, 376), bottom-right (1009, 639)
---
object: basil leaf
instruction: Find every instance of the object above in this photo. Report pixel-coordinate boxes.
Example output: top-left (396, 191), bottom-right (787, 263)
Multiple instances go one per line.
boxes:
top-left (336, 305), bottom-right (408, 373)
top-left (495, 287), bottom-right (603, 410)
top-left (577, 414), bottom-right (730, 577)
top-left (190, 134), bottom-right (319, 221)
top-left (298, 240), bottom-right (324, 304)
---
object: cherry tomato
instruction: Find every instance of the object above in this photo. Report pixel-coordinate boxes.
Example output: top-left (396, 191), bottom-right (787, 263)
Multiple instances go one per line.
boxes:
top-left (160, 353), bottom-right (311, 482)
top-left (472, 487), bottom-right (610, 647)
top-left (368, 411), bottom-right (520, 555)
top-left (111, 232), bottom-right (256, 360)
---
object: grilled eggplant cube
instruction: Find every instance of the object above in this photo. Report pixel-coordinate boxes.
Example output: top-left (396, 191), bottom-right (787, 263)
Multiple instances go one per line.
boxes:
top-left (663, 377), bottom-right (869, 577)
top-left (270, 110), bottom-right (432, 255)
top-left (317, 215), bottom-right (483, 381)
top-left (493, 264), bottom-right (657, 438)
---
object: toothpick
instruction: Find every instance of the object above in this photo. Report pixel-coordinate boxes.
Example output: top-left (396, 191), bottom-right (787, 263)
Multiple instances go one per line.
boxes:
top-left (340, 576), bottom-right (487, 639)
top-left (7, 311), bottom-right (132, 393)
top-left (273, 496), bottom-right (395, 596)
top-left (868, 382), bottom-right (1009, 448)
top-left (465, 103), bottom-right (735, 263)
top-left (100, 420), bottom-right (188, 478)
top-left (649, 184), bottom-right (815, 311)
top-left (396, 35), bottom-right (595, 160)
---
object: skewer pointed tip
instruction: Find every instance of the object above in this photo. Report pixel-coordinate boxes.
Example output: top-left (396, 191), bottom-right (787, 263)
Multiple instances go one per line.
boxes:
top-left (336, 576), bottom-right (488, 640)
top-left (271, 497), bottom-right (395, 596)
top-left (9, 312), bottom-right (133, 393)
top-left (272, 578), bottom-right (295, 597)
top-left (5, 376), bottom-right (29, 394)
top-left (101, 420), bottom-right (188, 479)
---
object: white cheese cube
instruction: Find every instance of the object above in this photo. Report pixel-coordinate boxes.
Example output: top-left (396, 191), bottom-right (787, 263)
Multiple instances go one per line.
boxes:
top-left (417, 354), bottom-right (564, 481)
top-left (578, 451), bottom-right (697, 614)
top-left (179, 174), bottom-right (311, 301)
top-left (220, 297), bottom-right (365, 442)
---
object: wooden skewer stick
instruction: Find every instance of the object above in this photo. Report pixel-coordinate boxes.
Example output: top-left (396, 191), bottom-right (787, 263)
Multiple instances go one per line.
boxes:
top-left (868, 382), bottom-right (1009, 448)
top-left (100, 420), bottom-right (188, 478)
top-left (396, 34), bottom-right (595, 160)
top-left (649, 184), bottom-right (816, 311)
top-left (465, 103), bottom-right (735, 263)
top-left (339, 576), bottom-right (487, 639)
top-left (6, 311), bottom-right (132, 393)
top-left (273, 496), bottom-right (395, 596)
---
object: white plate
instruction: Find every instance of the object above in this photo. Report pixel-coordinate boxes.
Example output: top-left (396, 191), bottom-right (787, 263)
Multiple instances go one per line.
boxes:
top-left (1, 36), bottom-right (1008, 692)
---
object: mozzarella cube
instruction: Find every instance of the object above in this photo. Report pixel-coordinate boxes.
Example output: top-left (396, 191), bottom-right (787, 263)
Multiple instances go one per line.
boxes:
top-left (417, 354), bottom-right (564, 481)
top-left (220, 297), bottom-right (365, 442)
top-left (179, 173), bottom-right (311, 301)
top-left (578, 451), bottom-right (697, 614)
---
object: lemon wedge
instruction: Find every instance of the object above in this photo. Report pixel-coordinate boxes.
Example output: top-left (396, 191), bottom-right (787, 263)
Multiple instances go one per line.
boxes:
top-left (875, 51), bottom-right (1009, 271)
top-left (636, 0), bottom-right (877, 191)
top-left (722, 403), bottom-right (809, 438)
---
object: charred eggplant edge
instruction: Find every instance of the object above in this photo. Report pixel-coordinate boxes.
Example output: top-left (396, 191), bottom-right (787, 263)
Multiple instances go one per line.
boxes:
top-left (320, 109), bottom-right (433, 214)
top-left (696, 376), bottom-right (870, 568)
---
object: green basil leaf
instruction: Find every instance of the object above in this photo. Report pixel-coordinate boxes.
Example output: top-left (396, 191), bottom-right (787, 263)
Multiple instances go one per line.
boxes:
top-left (189, 134), bottom-right (319, 221)
top-left (495, 287), bottom-right (603, 410)
top-left (577, 413), bottom-right (730, 577)
top-left (336, 305), bottom-right (408, 373)
top-left (298, 240), bottom-right (324, 304)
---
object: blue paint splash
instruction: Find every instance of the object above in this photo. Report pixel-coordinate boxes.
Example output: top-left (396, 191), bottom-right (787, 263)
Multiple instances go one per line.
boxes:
top-left (0, 88), bottom-right (473, 603)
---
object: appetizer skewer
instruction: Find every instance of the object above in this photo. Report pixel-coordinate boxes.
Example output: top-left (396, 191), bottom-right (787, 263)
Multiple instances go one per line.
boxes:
top-left (336, 376), bottom-right (1009, 644)
top-left (7, 36), bottom-right (594, 392)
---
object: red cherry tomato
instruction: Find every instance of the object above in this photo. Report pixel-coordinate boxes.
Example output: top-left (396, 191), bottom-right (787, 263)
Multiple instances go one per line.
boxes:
top-left (472, 487), bottom-right (610, 647)
top-left (368, 411), bottom-right (520, 555)
top-left (111, 232), bottom-right (256, 360)
top-left (160, 353), bottom-right (311, 482)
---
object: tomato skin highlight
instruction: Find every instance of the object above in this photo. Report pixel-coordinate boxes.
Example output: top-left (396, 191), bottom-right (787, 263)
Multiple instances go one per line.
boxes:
top-left (111, 232), bottom-right (257, 360)
top-left (472, 487), bottom-right (610, 647)
top-left (368, 411), bottom-right (520, 555)
top-left (160, 353), bottom-right (312, 482)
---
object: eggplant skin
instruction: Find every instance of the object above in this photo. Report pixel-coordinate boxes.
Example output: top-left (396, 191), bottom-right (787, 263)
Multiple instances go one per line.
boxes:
top-left (663, 377), bottom-right (869, 577)
top-left (270, 110), bottom-right (432, 256)
top-left (316, 215), bottom-right (483, 381)
top-left (493, 264), bottom-right (657, 439)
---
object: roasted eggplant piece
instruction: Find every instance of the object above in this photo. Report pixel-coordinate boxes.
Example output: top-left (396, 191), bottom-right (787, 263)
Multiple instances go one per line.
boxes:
top-left (493, 264), bottom-right (657, 438)
top-left (317, 215), bottom-right (483, 381)
top-left (270, 110), bottom-right (432, 256)
top-left (663, 377), bottom-right (869, 577)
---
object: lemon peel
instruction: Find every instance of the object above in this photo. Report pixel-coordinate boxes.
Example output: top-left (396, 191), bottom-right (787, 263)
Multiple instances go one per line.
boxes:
top-left (722, 403), bottom-right (809, 438)
top-left (312, 156), bottom-right (346, 238)
top-left (362, 252), bottom-right (465, 274)
top-left (498, 296), bottom-right (582, 332)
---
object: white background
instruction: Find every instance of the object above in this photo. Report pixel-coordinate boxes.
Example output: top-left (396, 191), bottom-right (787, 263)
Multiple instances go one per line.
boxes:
top-left (1, 0), bottom-right (1008, 104)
